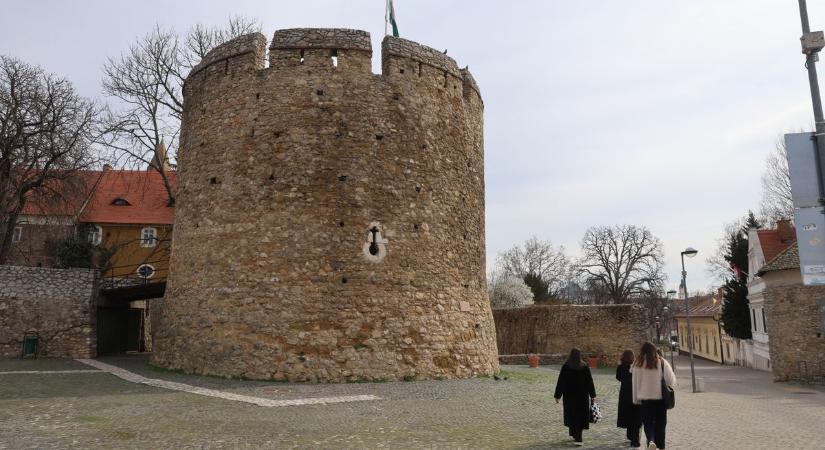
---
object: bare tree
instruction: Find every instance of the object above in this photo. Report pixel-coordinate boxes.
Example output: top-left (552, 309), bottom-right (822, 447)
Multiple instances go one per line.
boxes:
top-left (497, 236), bottom-right (570, 300)
top-left (706, 212), bottom-right (760, 283)
top-left (0, 56), bottom-right (100, 264)
top-left (101, 16), bottom-right (260, 203)
top-left (759, 140), bottom-right (793, 225)
top-left (635, 292), bottom-right (669, 340)
top-left (577, 225), bottom-right (666, 304)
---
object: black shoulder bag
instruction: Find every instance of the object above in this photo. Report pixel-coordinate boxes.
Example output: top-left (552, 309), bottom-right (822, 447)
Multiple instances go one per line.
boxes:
top-left (661, 361), bottom-right (675, 409)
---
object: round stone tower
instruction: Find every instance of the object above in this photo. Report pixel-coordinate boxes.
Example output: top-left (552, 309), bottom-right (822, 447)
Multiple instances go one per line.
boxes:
top-left (151, 28), bottom-right (499, 382)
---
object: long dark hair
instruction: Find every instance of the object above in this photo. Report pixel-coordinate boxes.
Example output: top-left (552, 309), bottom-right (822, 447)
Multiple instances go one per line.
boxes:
top-left (564, 348), bottom-right (584, 369)
top-left (620, 349), bottom-right (635, 366)
top-left (633, 342), bottom-right (659, 369)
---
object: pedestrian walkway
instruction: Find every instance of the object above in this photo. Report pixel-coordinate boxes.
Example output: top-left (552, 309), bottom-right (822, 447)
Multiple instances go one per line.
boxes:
top-left (1, 354), bottom-right (824, 449)
top-left (666, 354), bottom-right (825, 449)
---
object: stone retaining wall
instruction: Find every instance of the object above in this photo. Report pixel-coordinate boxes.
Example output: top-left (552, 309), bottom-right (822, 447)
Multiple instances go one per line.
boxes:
top-left (765, 284), bottom-right (825, 382)
top-left (0, 265), bottom-right (97, 358)
top-left (493, 304), bottom-right (648, 366)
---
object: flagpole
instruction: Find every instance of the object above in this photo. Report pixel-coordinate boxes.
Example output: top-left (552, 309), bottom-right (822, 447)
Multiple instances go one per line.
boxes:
top-left (384, 0), bottom-right (389, 36)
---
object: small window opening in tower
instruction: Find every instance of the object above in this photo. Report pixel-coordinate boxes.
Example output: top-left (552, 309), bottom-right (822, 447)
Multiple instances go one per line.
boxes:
top-left (368, 226), bottom-right (380, 255)
top-left (300, 49), bottom-right (305, 64)
top-left (331, 49), bottom-right (338, 67)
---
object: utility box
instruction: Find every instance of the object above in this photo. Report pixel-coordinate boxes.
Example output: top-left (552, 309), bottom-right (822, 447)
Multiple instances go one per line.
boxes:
top-left (801, 31), bottom-right (825, 55)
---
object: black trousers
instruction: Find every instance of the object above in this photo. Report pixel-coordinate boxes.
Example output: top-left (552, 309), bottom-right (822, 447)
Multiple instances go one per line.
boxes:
top-left (568, 426), bottom-right (583, 442)
top-left (626, 424), bottom-right (641, 446)
top-left (640, 400), bottom-right (667, 449)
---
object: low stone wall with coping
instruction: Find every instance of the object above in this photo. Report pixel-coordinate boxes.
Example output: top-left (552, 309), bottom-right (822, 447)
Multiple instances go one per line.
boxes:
top-left (493, 304), bottom-right (649, 366)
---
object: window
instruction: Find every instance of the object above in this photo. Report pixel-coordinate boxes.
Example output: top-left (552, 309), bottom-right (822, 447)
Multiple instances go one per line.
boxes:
top-left (752, 309), bottom-right (758, 332)
top-left (136, 264), bottom-right (155, 279)
top-left (87, 225), bottom-right (102, 246)
top-left (761, 308), bottom-right (768, 333)
top-left (12, 226), bottom-right (22, 242)
top-left (140, 227), bottom-right (157, 247)
top-left (111, 197), bottom-right (131, 206)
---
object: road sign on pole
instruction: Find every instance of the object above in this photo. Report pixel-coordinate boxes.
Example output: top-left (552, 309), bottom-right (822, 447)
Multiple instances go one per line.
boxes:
top-left (786, 132), bottom-right (825, 285)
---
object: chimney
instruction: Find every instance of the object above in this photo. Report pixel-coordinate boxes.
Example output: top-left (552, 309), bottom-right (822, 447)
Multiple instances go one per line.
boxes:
top-left (102, 164), bottom-right (113, 171)
top-left (776, 219), bottom-right (795, 243)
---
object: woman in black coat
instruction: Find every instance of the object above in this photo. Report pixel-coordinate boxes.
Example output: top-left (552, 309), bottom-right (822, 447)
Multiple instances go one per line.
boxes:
top-left (616, 349), bottom-right (642, 448)
top-left (554, 348), bottom-right (597, 446)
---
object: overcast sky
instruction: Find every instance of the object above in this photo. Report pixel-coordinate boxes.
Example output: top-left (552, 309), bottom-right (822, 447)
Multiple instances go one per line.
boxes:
top-left (2, 0), bottom-right (822, 291)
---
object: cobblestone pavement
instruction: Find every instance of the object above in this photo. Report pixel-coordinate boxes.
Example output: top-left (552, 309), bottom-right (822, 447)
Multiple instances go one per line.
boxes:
top-left (1, 355), bottom-right (824, 449)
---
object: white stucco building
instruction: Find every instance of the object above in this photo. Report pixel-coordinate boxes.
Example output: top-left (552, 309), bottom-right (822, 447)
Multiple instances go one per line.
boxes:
top-left (742, 220), bottom-right (796, 371)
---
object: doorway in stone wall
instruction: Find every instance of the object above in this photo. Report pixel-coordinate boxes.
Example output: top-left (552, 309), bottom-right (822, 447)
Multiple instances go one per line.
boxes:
top-left (97, 307), bottom-right (144, 355)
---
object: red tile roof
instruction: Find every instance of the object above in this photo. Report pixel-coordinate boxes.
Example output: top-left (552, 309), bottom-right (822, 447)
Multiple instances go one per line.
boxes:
top-left (20, 171), bottom-right (102, 217)
top-left (79, 170), bottom-right (176, 225)
top-left (672, 294), bottom-right (721, 318)
top-left (756, 229), bottom-right (795, 263)
top-left (758, 243), bottom-right (800, 275)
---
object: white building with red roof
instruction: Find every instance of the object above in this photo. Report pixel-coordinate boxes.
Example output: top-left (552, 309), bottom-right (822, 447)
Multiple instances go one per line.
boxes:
top-left (745, 219), bottom-right (797, 371)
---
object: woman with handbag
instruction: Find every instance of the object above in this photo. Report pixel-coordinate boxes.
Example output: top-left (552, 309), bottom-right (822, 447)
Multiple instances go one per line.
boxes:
top-left (631, 342), bottom-right (677, 450)
top-left (553, 348), bottom-right (597, 446)
top-left (616, 349), bottom-right (642, 448)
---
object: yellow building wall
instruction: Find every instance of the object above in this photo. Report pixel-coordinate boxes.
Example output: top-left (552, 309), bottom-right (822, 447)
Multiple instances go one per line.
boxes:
top-left (100, 224), bottom-right (172, 281)
top-left (675, 317), bottom-right (724, 363)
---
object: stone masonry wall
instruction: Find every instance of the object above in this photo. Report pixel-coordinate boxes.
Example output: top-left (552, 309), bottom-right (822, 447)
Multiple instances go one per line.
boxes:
top-left (152, 28), bottom-right (498, 382)
top-left (493, 305), bottom-right (649, 366)
top-left (0, 265), bottom-right (97, 358)
top-left (765, 284), bottom-right (825, 382)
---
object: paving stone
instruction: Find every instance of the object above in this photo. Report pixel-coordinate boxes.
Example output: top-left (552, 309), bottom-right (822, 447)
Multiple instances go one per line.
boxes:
top-left (0, 355), bottom-right (824, 449)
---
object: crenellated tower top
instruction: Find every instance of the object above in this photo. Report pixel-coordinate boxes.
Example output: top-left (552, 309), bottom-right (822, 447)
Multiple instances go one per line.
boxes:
top-left (185, 28), bottom-right (481, 102)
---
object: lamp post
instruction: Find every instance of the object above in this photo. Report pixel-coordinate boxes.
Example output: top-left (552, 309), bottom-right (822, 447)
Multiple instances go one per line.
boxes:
top-left (681, 247), bottom-right (698, 393)
top-left (665, 289), bottom-right (677, 366)
top-left (654, 316), bottom-right (661, 342)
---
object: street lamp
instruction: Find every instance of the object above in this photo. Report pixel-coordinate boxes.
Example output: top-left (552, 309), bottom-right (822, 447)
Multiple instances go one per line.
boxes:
top-left (654, 316), bottom-right (661, 342)
top-left (681, 247), bottom-right (698, 393)
top-left (665, 288), bottom-right (677, 366)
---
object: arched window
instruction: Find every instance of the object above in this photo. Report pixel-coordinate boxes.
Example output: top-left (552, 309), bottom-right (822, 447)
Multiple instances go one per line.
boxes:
top-left (140, 227), bottom-right (157, 247)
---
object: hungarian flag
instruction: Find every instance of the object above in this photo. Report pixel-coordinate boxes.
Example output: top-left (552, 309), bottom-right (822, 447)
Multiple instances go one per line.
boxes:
top-left (386, 0), bottom-right (399, 37)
